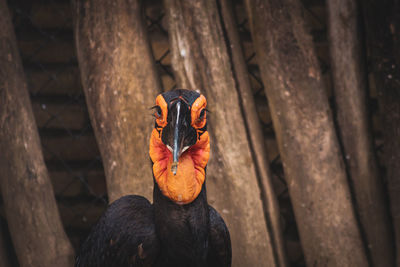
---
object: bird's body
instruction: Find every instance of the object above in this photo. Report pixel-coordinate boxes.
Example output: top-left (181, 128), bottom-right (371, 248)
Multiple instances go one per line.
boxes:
top-left (76, 90), bottom-right (231, 267)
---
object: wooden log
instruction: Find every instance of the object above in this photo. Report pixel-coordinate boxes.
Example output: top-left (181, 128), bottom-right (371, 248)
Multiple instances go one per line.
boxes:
top-left (72, 0), bottom-right (162, 202)
top-left (18, 33), bottom-right (76, 64)
top-left (245, 0), bottom-right (369, 266)
top-left (362, 0), bottom-right (400, 264)
top-left (327, 0), bottom-right (395, 265)
top-left (0, 0), bottom-right (75, 266)
top-left (25, 64), bottom-right (83, 96)
top-left (218, 1), bottom-right (288, 266)
top-left (58, 201), bottom-right (105, 230)
top-left (32, 100), bottom-right (88, 130)
top-left (41, 134), bottom-right (99, 162)
top-left (30, 2), bottom-right (73, 30)
top-left (49, 168), bottom-right (106, 197)
top-left (164, 0), bottom-right (282, 266)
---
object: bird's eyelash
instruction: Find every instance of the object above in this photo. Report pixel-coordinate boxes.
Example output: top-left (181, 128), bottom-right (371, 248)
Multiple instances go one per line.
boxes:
top-left (149, 106), bottom-right (162, 118)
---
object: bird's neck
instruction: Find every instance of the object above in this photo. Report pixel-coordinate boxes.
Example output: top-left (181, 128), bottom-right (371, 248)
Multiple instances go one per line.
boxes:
top-left (153, 182), bottom-right (210, 264)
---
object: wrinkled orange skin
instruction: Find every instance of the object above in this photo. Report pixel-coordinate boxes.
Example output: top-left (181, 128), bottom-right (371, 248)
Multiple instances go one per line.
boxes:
top-left (149, 129), bottom-right (210, 204)
top-left (191, 95), bottom-right (207, 129)
top-left (149, 93), bottom-right (210, 204)
top-left (155, 94), bottom-right (168, 127)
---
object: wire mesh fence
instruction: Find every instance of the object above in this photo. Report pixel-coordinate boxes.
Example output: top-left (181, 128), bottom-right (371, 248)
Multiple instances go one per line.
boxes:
top-left (4, 0), bottom-right (357, 266)
top-left (8, 0), bottom-right (108, 251)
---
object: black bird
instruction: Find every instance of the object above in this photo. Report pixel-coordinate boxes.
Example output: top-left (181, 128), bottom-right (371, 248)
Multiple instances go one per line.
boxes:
top-left (75, 89), bottom-right (231, 267)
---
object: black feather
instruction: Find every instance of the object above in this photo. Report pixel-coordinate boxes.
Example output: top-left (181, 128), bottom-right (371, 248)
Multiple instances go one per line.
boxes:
top-left (75, 196), bottom-right (159, 267)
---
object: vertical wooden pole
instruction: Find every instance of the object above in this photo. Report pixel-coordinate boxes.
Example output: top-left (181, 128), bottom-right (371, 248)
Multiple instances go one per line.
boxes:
top-left (164, 0), bottom-right (283, 266)
top-left (327, 0), bottom-right (394, 265)
top-left (218, 1), bottom-right (288, 266)
top-left (0, 0), bottom-right (75, 266)
top-left (245, 0), bottom-right (369, 265)
top-left (72, 0), bottom-right (162, 202)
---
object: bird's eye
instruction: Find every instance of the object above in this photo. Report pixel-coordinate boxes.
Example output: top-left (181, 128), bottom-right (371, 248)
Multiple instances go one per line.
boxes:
top-left (199, 109), bottom-right (206, 120)
top-left (154, 106), bottom-right (162, 119)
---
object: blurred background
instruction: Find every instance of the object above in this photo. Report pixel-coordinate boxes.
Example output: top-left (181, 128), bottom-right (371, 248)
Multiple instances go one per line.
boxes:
top-left (1, 0), bottom-right (399, 266)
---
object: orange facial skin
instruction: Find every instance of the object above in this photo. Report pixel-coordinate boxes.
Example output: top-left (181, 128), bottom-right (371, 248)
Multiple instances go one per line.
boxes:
top-left (154, 94), bottom-right (168, 128)
top-left (149, 94), bottom-right (210, 205)
top-left (191, 95), bottom-right (207, 129)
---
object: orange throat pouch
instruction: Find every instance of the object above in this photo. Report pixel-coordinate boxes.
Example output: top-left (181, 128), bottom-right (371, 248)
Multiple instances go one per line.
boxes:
top-left (149, 129), bottom-right (210, 204)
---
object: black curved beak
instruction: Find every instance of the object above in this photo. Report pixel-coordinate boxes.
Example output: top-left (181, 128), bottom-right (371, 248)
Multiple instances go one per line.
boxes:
top-left (161, 99), bottom-right (197, 176)
top-left (171, 101), bottom-right (182, 175)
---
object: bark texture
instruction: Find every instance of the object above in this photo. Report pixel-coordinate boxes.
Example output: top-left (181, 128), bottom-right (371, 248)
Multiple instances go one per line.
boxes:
top-left (0, 0), bottom-right (75, 266)
top-left (164, 0), bottom-right (280, 266)
top-left (363, 0), bottom-right (400, 264)
top-left (327, 1), bottom-right (394, 266)
top-left (219, 1), bottom-right (288, 266)
top-left (245, 0), bottom-right (369, 266)
top-left (72, 0), bottom-right (162, 202)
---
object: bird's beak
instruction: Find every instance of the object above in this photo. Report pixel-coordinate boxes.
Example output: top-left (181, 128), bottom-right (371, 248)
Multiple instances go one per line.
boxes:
top-left (171, 101), bottom-right (182, 175)
top-left (162, 99), bottom-right (195, 175)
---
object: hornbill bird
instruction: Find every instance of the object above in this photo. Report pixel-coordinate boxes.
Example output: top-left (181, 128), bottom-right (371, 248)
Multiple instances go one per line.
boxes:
top-left (75, 89), bottom-right (231, 267)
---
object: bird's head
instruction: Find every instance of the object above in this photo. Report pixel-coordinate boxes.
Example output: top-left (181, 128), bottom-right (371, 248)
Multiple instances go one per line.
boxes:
top-left (149, 89), bottom-right (210, 205)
